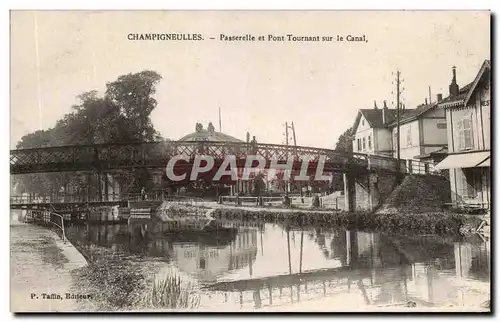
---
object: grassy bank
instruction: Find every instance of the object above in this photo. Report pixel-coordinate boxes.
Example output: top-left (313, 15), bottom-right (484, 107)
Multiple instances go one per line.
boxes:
top-left (70, 243), bottom-right (200, 311)
top-left (214, 207), bottom-right (482, 237)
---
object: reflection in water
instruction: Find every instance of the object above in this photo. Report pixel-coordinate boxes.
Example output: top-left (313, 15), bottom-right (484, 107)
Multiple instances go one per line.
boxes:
top-left (66, 217), bottom-right (490, 311)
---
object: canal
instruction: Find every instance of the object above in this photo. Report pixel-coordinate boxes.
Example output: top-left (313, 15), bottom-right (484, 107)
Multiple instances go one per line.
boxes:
top-left (65, 218), bottom-right (490, 311)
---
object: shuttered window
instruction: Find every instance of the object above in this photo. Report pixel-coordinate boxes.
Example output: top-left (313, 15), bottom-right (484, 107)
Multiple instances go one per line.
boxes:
top-left (406, 127), bottom-right (412, 147)
top-left (457, 115), bottom-right (473, 150)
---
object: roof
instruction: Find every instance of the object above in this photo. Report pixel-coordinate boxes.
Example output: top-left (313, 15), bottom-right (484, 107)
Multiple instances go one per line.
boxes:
top-left (387, 103), bottom-right (437, 127)
top-left (179, 129), bottom-right (243, 142)
top-left (353, 109), bottom-right (394, 130)
top-left (352, 108), bottom-right (415, 132)
top-left (464, 59), bottom-right (491, 105)
top-left (439, 59), bottom-right (490, 108)
top-left (438, 82), bottom-right (474, 107)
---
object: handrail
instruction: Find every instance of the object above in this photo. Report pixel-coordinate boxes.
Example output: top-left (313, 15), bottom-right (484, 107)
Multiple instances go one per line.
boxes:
top-left (27, 210), bottom-right (67, 242)
top-left (49, 212), bottom-right (67, 242)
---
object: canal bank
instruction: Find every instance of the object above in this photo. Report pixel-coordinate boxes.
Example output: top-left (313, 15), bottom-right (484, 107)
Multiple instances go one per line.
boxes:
top-left (10, 218), bottom-right (88, 312)
top-left (211, 205), bottom-right (483, 237)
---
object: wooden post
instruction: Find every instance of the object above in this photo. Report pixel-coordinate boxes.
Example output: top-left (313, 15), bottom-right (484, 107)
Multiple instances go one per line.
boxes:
top-left (287, 228), bottom-right (292, 275)
top-left (299, 231), bottom-right (304, 273)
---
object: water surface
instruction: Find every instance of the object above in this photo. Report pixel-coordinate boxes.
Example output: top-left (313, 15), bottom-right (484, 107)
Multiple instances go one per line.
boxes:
top-left (65, 217), bottom-right (490, 311)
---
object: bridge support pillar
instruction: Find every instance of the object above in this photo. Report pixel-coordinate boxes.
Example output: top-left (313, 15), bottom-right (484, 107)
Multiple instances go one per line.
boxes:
top-left (350, 171), bottom-right (400, 212)
top-left (343, 173), bottom-right (356, 212)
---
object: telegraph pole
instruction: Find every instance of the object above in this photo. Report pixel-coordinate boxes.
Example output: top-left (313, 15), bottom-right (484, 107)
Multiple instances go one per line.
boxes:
top-left (285, 122), bottom-right (289, 149)
top-left (284, 122), bottom-right (290, 197)
top-left (395, 70), bottom-right (402, 172)
top-left (283, 122), bottom-right (297, 198)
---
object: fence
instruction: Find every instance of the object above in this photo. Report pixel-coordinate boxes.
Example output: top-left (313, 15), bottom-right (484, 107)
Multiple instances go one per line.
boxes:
top-left (10, 193), bottom-right (122, 205)
top-left (25, 210), bottom-right (67, 242)
top-left (367, 155), bottom-right (438, 175)
top-left (219, 194), bottom-right (344, 210)
top-left (10, 192), bottom-right (204, 205)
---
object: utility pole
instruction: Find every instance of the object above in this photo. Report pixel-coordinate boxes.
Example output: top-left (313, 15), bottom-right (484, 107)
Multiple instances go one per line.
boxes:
top-left (285, 122), bottom-right (289, 149)
top-left (218, 107), bottom-right (222, 132)
top-left (290, 121), bottom-right (303, 199)
top-left (283, 122), bottom-right (296, 198)
top-left (395, 70), bottom-right (402, 172)
top-left (284, 122), bottom-right (290, 197)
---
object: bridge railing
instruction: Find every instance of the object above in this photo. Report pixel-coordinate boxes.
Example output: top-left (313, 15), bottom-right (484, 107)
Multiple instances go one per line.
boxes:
top-left (10, 140), bottom-right (370, 174)
top-left (366, 154), bottom-right (438, 175)
top-left (26, 210), bottom-right (67, 241)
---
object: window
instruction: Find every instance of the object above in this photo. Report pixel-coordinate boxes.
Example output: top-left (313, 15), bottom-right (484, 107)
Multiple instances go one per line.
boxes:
top-left (362, 119), bottom-right (365, 126)
top-left (199, 258), bottom-right (206, 269)
top-left (457, 116), bottom-right (473, 150)
top-left (368, 135), bottom-right (372, 149)
top-left (357, 138), bottom-right (361, 151)
top-left (461, 168), bottom-right (481, 199)
top-left (406, 127), bottom-right (412, 147)
top-left (362, 137), bottom-right (366, 150)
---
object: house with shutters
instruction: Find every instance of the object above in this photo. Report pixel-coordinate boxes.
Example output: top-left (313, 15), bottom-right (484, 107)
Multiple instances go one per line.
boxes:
top-left (434, 60), bottom-right (491, 209)
top-left (387, 99), bottom-right (448, 164)
top-left (351, 101), bottom-right (401, 157)
top-left (351, 98), bottom-right (449, 168)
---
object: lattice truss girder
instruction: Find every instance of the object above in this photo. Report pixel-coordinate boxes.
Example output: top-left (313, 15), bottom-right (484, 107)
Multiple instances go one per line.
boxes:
top-left (10, 141), bottom-right (370, 173)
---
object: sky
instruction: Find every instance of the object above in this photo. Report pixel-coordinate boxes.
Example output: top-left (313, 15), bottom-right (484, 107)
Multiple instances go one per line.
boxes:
top-left (10, 10), bottom-right (490, 149)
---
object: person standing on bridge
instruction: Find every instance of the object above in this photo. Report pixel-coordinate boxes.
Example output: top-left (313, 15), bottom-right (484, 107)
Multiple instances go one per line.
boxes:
top-left (251, 136), bottom-right (258, 155)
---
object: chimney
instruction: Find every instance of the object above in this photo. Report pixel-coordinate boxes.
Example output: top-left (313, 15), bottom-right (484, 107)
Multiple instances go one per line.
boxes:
top-left (382, 100), bottom-right (388, 124)
top-left (425, 98), bottom-right (428, 105)
top-left (437, 93), bottom-right (443, 102)
top-left (449, 66), bottom-right (459, 96)
top-left (374, 100), bottom-right (378, 109)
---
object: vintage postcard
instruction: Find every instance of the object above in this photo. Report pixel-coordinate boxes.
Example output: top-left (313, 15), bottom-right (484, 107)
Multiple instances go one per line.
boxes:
top-left (10, 10), bottom-right (491, 313)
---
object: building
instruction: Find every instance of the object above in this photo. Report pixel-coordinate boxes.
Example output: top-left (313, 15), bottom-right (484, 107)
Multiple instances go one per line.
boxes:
top-left (351, 101), bottom-right (402, 157)
top-left (179, 122), bottom-right (243, 142)
top-left (435, 61), bottom-right (491, 209)
top-left (351, 99), bottom-right (448, 164)
top-left (387, 100), bottom-right (448, 162)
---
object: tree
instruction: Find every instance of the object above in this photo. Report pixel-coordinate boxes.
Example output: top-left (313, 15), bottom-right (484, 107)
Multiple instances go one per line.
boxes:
top-left (334, 127), bottom-right (355, 153)
top-left (331, 127), bottom-right (355, 192)
top-left (13, 70), bottom-right (165, 197)
top-left (105, 70), bottom-right (162, 142)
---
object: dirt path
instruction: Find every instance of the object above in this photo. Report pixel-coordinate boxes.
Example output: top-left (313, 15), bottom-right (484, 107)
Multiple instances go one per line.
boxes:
top-left (10, 220), bottom-right (88, 312)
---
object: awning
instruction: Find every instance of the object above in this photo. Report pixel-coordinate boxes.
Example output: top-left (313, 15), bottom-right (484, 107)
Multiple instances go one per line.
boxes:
top-left (434, 151), bottom-right (490, 170)
top-left (477, 156), bottom-right (490, 167)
